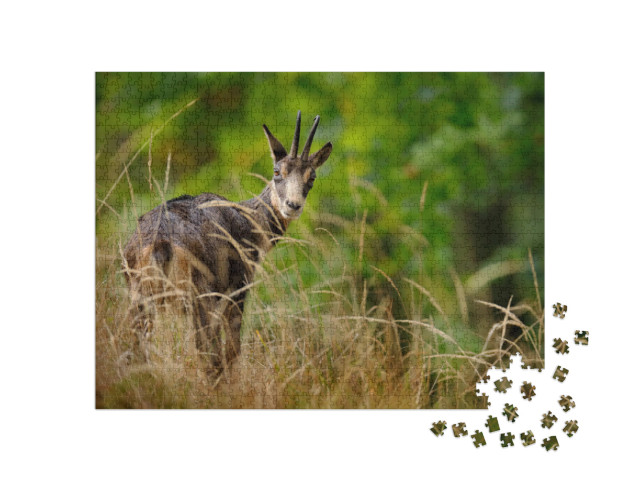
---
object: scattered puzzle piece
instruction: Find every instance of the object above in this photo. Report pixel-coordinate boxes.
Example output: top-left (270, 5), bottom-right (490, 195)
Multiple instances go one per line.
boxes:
top-left (542, 436), bottom-right (559, 451)
top-left (574, 330), bottom-right (589, 345)
top-left (452, 423), bottom-right (468, 437)
top-left (500, 432), bottom-right (515, 447)
top-left (553, 366), bottom-right (569, 382)
top-left (553, 338), bottom-right (570, 355)
top-left (485, 415), bottom-right (500, 432)
top-left (563, 420), bottom-right (579, 437)
top-left (559, 395), bottom-right (575, 412)
top-left (471, 430), bottom-right (486, 448)
top-left (521, 381), bottom-right (536, 400)
top-left (553, 303), bottom-right (567, 318)
top-left (541, 411), bottom-right (558, 429)
top-left (520, 431), bottom-right (536, 446)
top-left (430, 421), bottom-right (447, 436)
top-left (503, 403), bottom-right (518, 422)
top-left (494, 376), bottom-right (513, 393)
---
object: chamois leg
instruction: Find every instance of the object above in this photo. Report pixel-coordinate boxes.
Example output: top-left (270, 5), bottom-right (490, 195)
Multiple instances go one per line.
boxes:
top-left (222, 294), bottom-right (245, 368)
top-left (122, 259), bottom-right (176, 363)
top-left (194, 296), bottom-right (225, 374)
top-left (124, 282), bottom-right (156, 363)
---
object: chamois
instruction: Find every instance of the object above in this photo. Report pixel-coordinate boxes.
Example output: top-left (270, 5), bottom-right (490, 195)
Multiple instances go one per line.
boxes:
top-left (123, 111), bottom-right (333, 373)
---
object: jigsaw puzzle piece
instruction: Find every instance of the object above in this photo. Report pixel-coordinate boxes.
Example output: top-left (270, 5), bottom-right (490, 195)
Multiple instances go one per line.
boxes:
top-left (502, 403), bottom-right (519, 422)
top-left (553, 303), bottom-right (567, 318)
top-left (563, 420), bottom-right (579, 437)
top-left (494, 376), bottom-right (513, 393)
top-left (552, 366), bottom-right (569, 382)
top-left (541, 411), bottom-right (558, 429)
top-left (542, 436), bottom-right (559, 451)
top-left (520, 431), bottom-right (536, 446)
top-left (553, 338), bottom-right (570, 355)
top-left (452, 423), bottom-right (468, 437)
top-left (471, 430), bottom-right (486, 448)
top-left (559, 395), bottom-right (575, 412)
top-left (430, 421), bottom-right (447, 436)
top-left (521, 381), bottom-right (536, 400)
top-left (500, 432), bottom-right (515, 447)
top-left (574, 330), bottom-right (589, 345)
top-left (485, 415), bottom-right (500, 433)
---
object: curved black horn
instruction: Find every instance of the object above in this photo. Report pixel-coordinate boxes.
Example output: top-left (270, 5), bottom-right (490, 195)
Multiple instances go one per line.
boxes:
top-left (301, 115), bottom-right (320, 162)
top-left (290, 110), bottom-right (301, 158)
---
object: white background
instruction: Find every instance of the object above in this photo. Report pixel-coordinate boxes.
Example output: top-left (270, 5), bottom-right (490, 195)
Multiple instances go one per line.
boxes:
top-left (1, 1), bottom-right (638, 479)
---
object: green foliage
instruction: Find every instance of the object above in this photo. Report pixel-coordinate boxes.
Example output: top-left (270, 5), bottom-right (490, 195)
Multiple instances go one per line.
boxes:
top-left (96, 72), bottom-right (543, 348)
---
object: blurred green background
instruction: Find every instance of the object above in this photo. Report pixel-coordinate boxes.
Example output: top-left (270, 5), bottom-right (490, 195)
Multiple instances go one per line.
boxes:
top-left (96, 72), bottom-right (544, 341)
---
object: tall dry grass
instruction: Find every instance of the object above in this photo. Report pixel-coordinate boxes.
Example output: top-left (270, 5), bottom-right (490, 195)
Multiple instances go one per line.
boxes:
top-left (96, 201), bottom-right (543, 409)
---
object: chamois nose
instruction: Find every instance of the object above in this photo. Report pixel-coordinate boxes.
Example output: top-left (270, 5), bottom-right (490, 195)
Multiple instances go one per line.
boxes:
top-left (286, 200), bottom-right (301, 211)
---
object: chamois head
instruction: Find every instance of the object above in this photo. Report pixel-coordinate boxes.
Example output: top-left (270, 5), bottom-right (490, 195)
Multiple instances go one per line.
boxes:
top-left (262, 111), bottom-right (333, 220)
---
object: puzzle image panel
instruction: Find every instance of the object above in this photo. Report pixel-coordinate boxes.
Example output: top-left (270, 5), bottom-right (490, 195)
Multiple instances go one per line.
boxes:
top-left (95, 73), bottom-right (544, 409)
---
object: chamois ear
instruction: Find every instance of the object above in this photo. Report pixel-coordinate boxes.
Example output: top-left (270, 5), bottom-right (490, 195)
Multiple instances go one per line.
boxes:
top-left (309, 142), bottom-right (333, 169)
top-left (262, 124), bottom-right (288, 164)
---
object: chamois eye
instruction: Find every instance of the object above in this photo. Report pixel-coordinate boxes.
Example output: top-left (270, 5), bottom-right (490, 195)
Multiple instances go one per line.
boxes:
top-left (274, 169), bottom-right (281, 177)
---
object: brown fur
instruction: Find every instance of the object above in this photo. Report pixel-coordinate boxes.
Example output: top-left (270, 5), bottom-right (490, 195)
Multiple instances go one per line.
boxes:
top-left (123, 112), bottom-right (332, 374)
